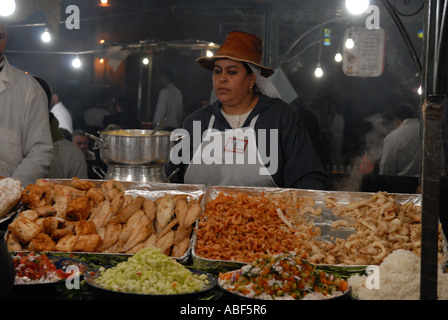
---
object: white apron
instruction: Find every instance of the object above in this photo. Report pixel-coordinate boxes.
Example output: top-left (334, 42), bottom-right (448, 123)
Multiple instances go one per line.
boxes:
top-left (184, 114), bottom-right (277, 187)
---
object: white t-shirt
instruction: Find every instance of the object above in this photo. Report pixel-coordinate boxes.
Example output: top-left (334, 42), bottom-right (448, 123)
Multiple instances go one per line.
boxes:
top-left (51, 101), bottom-right (73, 134)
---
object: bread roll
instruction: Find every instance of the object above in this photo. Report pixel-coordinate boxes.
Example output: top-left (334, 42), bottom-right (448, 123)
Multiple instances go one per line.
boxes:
top-left (0, 178), bottom-right (22, 219)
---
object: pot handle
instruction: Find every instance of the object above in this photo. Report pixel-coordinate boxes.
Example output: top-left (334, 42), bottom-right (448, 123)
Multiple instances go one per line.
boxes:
top-left (164, 167), bottom-right (179, 183)
top-left (84, 132), bottom-right (108, 150)
top-left (92, 165), bottom-right (106, 179)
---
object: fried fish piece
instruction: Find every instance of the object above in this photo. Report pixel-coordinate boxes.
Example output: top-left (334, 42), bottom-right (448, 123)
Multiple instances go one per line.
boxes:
top-left (21, 184), bottom-right (54, 209)
top-left (65, 196), bottom-right (91, 221)
top-left (55, 234), bottom-right (78, 252)
top-left (172, 225), bottom-right (193, 257)
top-left (121, 214), bottom-right (151, 252)
top-left (71, 177), bottom-right (96, 191)
top-left (108, 195), bottom-right (145, 225)
top-left (143, 198), bottom-right (156, 221)
top-left (101, 180), bottom-right (125, 201)
top-left (100, 223), bottom-right (122, 251)
top-left (51, 227), bottom-right (73, 241)
top-left (110, 191), bottom-right (125, 214)
top-left (42, 216), bottom-right (65, 235)
top-left (183, 203), bottom-right (202, 228)
top-left (85, 187), bottom-right (105, 208)
top-left (172, 235), bottom-right (191, 257)
top-left (6, 232), bottom-right (23, 251)
top-left (114, 209), bottom-right (145, 252)
top-left (89, 200), bottom-right (113, 229)
top-left (156, 195), bottom-right (175, 233)
top-left (18, 210), bottom-right (39, 221)
top-left (174, 198), bottom-right (188, 228)
top-left (155, 229), bottom-right (174, 255)
top-left (52, 184), bottom-right (85, 203)
top-left (35, 205), bottom-right (57, 217)
top-left (73, 234), bottom-right (103, 252)
top-left (75, 220), bottom-right (97, 236)
top-left (11, 217), bottom-right (43, 244)
top-left (28, 233), bottom-right (56, 252)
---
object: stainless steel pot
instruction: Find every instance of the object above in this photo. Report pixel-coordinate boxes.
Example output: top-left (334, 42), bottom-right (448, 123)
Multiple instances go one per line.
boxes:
top-left (86, 129), bottom-right (174, 166)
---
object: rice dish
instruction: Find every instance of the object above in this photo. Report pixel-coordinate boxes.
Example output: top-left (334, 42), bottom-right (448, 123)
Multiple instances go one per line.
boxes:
top-left (348, 249), bottom-right (448, 299)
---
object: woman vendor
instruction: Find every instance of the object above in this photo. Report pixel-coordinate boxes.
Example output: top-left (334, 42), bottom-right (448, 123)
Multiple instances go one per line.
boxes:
top-left (167, 31), bottom-right (328, 190)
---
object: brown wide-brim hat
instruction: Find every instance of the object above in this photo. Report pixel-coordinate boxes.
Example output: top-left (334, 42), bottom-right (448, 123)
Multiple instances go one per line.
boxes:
top-left (197, 31), bottom-right (275, 78)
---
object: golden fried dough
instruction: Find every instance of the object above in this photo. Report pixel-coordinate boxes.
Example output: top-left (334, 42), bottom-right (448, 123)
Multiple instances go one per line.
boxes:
top-left (0, 177), bottom-right (22, 218)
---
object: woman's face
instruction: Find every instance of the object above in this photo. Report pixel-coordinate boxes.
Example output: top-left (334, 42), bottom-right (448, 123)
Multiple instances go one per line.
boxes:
top-left (212, 59), bottom-right (255, 106)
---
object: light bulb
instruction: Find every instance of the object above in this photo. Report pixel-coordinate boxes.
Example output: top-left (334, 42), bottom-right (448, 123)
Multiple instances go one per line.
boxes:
top-left (142, 57), bottom-right (149, 65)
top-left (346, 0), bottom-right (370, 15)
top-left (206, 50), bottom-right (214, 57)
top-left (345, 38), bottom-right (355, 49)
top-left (0, 0), bottom-right (16, 17)
top-left (334, 52), bottom-right (342, 62)
top-left (72, 57), bottom-right (82, 69)
top-left (314, 66), bottom-right (323, 78)
top-left (41, 30), bottom-right (51, 43)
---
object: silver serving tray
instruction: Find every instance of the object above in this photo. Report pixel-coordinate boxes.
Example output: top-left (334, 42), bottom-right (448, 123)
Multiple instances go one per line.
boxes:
top-left (191, 185), bottom-right (427, 272)
top-left (6, 179), bottom-right (206, 264)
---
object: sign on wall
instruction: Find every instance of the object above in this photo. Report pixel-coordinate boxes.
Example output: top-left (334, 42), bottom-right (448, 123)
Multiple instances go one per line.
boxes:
top-left (342, 27), bottom-right (386, 77)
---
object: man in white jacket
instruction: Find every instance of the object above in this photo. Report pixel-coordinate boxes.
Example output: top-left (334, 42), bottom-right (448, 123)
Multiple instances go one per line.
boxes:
top-left (379, 104), bottom-right (421, 176)
top-left (0, 18), bottom-right (53, 186)
top-left (152, 70), bottom-right (183, 130)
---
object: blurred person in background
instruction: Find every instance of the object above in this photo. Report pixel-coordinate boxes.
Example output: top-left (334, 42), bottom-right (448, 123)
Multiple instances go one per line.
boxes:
top-left (50, 90), bottom-right (73, 134)
top-left (379, 103), bottom-right (421, 176)
top-left (34, 77), bottom-right (87, 179)
top-left (152, 70), bottom-right (183, 131)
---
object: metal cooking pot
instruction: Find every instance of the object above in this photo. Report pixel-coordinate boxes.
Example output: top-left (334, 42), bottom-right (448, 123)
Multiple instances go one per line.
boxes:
top-left (86, 129), bottom-right (174, 166)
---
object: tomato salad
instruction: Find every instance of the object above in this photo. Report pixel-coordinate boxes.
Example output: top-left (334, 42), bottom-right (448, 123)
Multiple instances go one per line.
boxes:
top-left (13, 253), bottom-right (81, 284)
top-left (218, 251), bottom-right (349, 300)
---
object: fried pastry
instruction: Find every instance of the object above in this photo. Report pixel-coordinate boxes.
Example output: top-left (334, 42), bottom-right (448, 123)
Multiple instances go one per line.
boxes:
top-left (0, 177), bottom-right (22, 218)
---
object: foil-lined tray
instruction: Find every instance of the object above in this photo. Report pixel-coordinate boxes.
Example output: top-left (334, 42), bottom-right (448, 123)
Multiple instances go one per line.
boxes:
top-left (5, 179), bottom-right (206, 264)
top-left (192, 185), bottom-right (425, 272)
